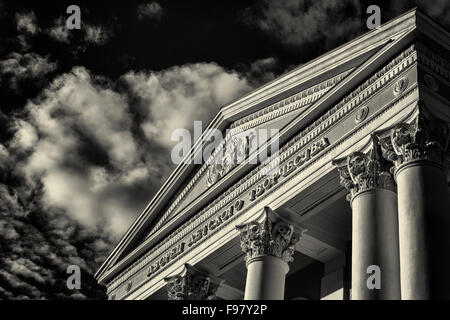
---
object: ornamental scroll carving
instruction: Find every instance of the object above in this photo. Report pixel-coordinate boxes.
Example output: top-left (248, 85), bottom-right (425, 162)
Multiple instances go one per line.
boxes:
top-left (236, 207), bottom-right (300, 264)
top-left (333, 135), bottom-right (396, 201)
top-left (164, 264), bottom-right (221, 300)
top-left (377, 103), bottom-right (450, 170)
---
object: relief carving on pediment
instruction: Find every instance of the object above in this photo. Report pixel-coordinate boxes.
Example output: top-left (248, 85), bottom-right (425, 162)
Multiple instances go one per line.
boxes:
top-left (206, 130), bottom-right (256, 187)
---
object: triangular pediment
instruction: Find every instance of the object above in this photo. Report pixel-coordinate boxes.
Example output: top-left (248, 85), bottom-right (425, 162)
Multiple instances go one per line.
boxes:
top-left (140, 68), bottom-right (354, 242)
top-left (95, 9), bottom-right (450, 285)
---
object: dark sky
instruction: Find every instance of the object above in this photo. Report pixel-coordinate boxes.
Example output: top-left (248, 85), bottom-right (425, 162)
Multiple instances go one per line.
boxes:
top-left (0, 0), bottom-right (448, 300)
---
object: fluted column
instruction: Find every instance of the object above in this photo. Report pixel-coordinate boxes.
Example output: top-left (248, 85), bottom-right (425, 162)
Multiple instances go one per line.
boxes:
top-left (164, 264), bottom-right (222, 300)
top-left (236, 207), bottom-right (300, 300)
top-left (377, 105), bottom-right (450, 299)
top-left (333, 136), bottom-right (400, 300)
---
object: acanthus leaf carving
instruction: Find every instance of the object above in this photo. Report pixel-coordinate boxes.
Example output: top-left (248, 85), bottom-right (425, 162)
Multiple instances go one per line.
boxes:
top-left (164, 264), bottom-right (220, 300)
top-left (379, 103), bottom-right (450, 170)
top-left (165, 274), bottom-right (189, 300)
top-left (236, 207), bottom-right (300, 264)
top-left (333, 135), bottom-right (396, 201)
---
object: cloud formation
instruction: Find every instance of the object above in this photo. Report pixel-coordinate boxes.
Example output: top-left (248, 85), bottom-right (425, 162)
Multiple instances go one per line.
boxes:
top-left (245, 0), bottom-right (450, 52)
top-left (6, 59), bottom-right (254, 237)
top-left (137, 2), bottom-right (164, 21)
top-left (0, 181), bottom-right (112, 299)
top-left (0, 52), bottom-right (57, 89)
top-left (15, 67), bottom-right (152, 236)
top-left (0, 61), bottom-right (255, 298)
top-left (84, 25), bottom-right (112, 45)
top-left (15, 11), bottom-right (39, 35)
top-left (45, 16), bottom-right (112, 47)
top-left (124, 63), bottom-right (252, 148)
top-left (47, 17), bottom-right (70, 43)
top-left (244, 0), bottom-right (363, 50)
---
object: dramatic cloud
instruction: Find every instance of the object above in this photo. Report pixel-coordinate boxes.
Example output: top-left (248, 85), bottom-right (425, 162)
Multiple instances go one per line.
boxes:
top-left (0, 61), bottom-right (256, 298)
top-left (244, 0), bottom-right (363, 50)
top-left (47, 17), bottom-right (70, 43)
top-left (0, 52), bottom-right (57, 89)
top-left (123, 63), bottom-right (252, 148)
top-left (47, 17), bottom-right (112, 46)
top-left (16, 67), bottom-right (151, 236)
top-left (0, 181), bottom-right (111, 299)
top-left (245, 0), bottom-right (450, 52)
top-left (84, 25), bottom-right (112, 45)
top-left (7, 62), bottom-right (253, 238)
top-left (0, 67), bottom-right (150, 299)
top-left (12, 11), bottom-right (40, 51)
top-left (137, 2), bottom-right (164, 21)
top-left (15, 11), bottom-right (39, 35)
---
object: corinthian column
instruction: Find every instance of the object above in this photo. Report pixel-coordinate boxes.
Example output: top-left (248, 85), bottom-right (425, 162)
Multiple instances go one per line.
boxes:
top-left (333, 135), bottom-right (400, 300)
top-left (164, 264), bottom-right (222, 300)
top-left (236, 207), bottom-right (300, 300)
top-left (377, 105), bottom-right (450, 299)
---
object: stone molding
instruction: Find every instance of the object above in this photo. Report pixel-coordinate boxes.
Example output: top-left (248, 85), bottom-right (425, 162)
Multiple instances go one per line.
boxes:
top-left (333, 135), bottom-right (396, 201)
top-left (164, 264), bottom-right (221, 300)
top-left (104, 44), bottom-right (417, 296)
top-left (230, 70), bottom-right (353, 130)
top-left (377, 103), bottom-right (450, 172)
top-left (236, 207), bottom-right (300, 265)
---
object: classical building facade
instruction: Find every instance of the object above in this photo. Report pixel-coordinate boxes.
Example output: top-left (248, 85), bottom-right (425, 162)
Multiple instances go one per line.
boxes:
top-left (95, 9), bottom-right (450, 300)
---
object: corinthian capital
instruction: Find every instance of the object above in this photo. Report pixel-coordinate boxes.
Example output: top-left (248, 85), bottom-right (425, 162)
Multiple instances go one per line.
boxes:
top-left (236, 207), bottom-right (301, 265)
top-left (164, 264), bottom-right (221, 300)
top-left (333, 135), bottom-right (396, 201)
top-left (378, 104), bottom-right (450, 169)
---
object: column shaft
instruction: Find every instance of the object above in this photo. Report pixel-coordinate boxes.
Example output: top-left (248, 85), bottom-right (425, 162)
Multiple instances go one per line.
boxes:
top-left (351, 188), bottom-right (400, 300)
top-left (244, 255), bottom-right (289, 300)
top-left (396, 161), bottom-right (450, 299)
top-left (333, 136), bottom-right (400, 300)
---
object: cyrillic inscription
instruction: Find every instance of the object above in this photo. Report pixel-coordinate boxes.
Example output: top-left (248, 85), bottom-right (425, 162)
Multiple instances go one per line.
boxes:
top-left (147, 200), bottom-right (245, 278)
top-left (249, 137), bottom-right (330, 202)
